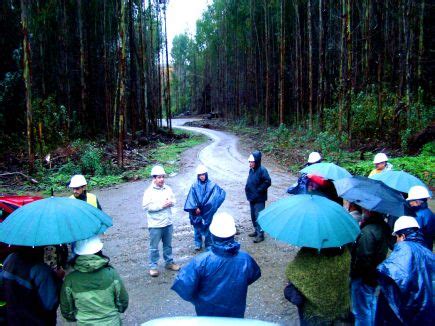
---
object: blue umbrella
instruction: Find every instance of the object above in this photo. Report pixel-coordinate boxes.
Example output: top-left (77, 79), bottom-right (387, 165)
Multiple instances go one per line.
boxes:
top-left (300, 162), bottom-right (352, 180)
top-left (333, 176), bottom-right (407, 217)
top-left (0, 197), bottom-right (112, 246)
top-left (369, 170), bottom-right (431, 195)
top-left (258, 194), bottom-right (360, 249)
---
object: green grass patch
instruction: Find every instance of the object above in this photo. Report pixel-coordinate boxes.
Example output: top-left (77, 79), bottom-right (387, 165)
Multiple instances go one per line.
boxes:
top-left (33, 130), bottom-right (207, 195)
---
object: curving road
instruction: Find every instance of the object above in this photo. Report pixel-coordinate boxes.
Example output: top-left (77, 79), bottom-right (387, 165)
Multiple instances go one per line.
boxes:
top-left (60, 119), bottom-right (299, 325)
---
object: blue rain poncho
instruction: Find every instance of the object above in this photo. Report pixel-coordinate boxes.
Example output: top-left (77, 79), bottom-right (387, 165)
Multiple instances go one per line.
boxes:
top-left (184, 174), bottom-right (226, 226)
top-left (376, 231), bottom-right (434, 325)
top-left (171, 236), bottom-right (261, 317)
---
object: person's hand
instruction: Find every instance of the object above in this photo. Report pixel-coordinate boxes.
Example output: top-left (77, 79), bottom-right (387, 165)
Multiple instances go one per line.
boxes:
top-left (195, 208), bottom-right (201, 215)
top-left (55, 267), bottom-right (65, 280)
top-left (163, 199), bottom-right (173, 208)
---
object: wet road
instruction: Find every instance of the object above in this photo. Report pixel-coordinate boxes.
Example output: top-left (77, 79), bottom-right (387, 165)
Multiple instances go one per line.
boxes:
top-left (61, 119), bottom-right (299, 325)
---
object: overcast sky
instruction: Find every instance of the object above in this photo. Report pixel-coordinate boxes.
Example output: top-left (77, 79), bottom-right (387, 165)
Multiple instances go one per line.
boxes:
top-left (166, 0), bottom-right (210, 60)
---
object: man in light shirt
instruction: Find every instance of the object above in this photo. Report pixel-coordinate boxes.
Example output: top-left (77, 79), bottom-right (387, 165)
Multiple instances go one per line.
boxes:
top-left (142, 165), bottom-right (180, 277)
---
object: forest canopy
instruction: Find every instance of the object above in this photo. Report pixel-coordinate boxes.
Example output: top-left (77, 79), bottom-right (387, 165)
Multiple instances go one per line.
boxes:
top-left (0, 0), bottom-right (434, 175)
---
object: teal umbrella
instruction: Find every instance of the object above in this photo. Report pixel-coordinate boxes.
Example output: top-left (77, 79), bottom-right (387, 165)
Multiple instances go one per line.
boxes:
top-left (300, 162), bottom-right (352, 180)
top-left (0, 197), bottom-right (112, 246)
top-left (369, 170), bottom-right (431, 195)
top-left (258, 195), bottom-right (360, 249)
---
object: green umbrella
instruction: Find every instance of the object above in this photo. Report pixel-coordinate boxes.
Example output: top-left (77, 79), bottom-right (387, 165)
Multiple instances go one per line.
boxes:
top-left (0, 197), bottom-right (112, 246)
top-left (258, 194), bottom-right (360, 249)
top-left (369, 170), bottom-right (431, 195)
top-left (300, 162), bottom-right (352, 180)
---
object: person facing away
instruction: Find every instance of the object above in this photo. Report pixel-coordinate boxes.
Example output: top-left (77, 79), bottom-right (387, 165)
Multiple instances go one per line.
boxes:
top-left (68, 174), bottom-right (102, 209)
top-left (350, 209), bottom-right (393, 326)
top-left (287, 151), bottom-right (322, 195)
top-left (0, 246), bottom-right (62, 326)
top-left (245, 150), bottom-right (271, 243)
top-left (184, 164), bottom-right (226, 251)
top-left (60, 236), bottom-right (129, 325)
top-left (142, 165), bottom-right (180, 277)
top-left (406, 185), bottom-right (434, 251)
top-left (368, 153), bottom-right (393, 177)
top-left (375, 216), bottom-right (434, 325)
top-left (171, 212), bottom-right (261, 318)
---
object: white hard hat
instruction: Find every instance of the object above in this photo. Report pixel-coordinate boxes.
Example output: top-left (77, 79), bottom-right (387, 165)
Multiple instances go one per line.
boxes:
top-left (69, 174), bottom-right (87, 188)
top-left (210, 212), bottom-right (237, 238)
top-left (407, 185), bottom-right (431, 201)
top-left (373, 153), bottom-right (388, 164)
top-left (196, 164), bottom-right (207, 175)
top-left (150, 165), bottom-right (166, 176)
top-left (248, 154), bottom-right (255, 162)
top-left (74, 236), bottom-right (104, 255)
top-left (307, 152), bottom-right (322, 164)
top-left (392, 216), bottom-right (420, 235)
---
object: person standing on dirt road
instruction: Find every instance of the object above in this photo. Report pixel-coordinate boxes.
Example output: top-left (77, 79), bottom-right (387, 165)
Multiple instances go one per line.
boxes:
top-left (142, 165), bottom-right (180, 277)
top-left (184, 164), bottom-right (226, 251)
top-left (171, 212), bottom-right (261, 318)
top-left (245, 150), bottom-right (271, 243)
top-left (68, 174), bottom-right (102, 209)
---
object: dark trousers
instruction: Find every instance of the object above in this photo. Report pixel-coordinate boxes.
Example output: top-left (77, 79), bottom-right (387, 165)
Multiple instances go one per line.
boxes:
top-left (249, 201), bottom-right (265, 234)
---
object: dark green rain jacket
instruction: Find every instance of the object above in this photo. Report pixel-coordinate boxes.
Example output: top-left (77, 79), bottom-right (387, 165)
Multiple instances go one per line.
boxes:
top-left (60, 254), bottom-right (128, 325)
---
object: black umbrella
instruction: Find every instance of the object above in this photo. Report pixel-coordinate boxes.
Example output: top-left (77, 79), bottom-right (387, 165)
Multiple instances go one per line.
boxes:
top-left (333, 176), bottom-right (407, 217)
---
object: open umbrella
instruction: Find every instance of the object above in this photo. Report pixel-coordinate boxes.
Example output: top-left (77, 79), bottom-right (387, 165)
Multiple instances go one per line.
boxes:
top-left (369, 170), bottom-right (431, 195)
top-left (333, 176), bottom-right (407, 217)
top-left (0, 197), bottom-right (112, 246)
top-left (300, 162), bottom-right (352, 180)
top-left (258, 194), bottom-right (360, 249)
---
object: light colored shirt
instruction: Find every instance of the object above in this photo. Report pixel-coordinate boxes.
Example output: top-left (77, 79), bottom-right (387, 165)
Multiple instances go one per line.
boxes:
top-left (142, 182), bottom-right (176, 228)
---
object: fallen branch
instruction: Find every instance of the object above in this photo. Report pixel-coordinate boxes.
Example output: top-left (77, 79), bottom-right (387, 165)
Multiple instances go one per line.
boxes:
top-left (0, 172), bottom-right (39, 184)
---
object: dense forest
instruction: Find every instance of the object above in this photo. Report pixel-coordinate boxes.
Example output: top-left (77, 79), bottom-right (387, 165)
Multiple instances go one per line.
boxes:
top-left (171, 0), bottom-right (434, 148)
top-left (0, 0), bottom-right (433, 175)
top-left (1, 0), bottom-right (172, 171)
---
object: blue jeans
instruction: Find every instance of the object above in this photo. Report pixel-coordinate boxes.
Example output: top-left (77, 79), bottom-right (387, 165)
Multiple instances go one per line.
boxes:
top-left (193, 224), bottom-right (212, 249)
top-left (148, 225), bottom-right (174, 269)
top-left (250, 202), bottom-right (265, 234)
top-left (351, 278), bottom-right (377, 326)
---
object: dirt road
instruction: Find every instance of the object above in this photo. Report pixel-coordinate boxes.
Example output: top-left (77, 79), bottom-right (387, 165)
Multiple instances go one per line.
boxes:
top-left (66, 119), bottom-right (299, 325)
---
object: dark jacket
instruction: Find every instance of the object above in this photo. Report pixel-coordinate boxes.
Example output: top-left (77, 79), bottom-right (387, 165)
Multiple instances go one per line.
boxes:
top-left (184, 174), bottom-right (226, 226)
top-left (350, 216), bottom-right (392, 286)
top-left (375, 231), bottom-right (434, 325)
top-left (411, 202), bottom-right (434, 251)
top-left (245, 151), bottom-right (271, 203)
top-left (171, 236), bottom-right (261, 318)
top-left (0, 251), bottom-right (61, 326)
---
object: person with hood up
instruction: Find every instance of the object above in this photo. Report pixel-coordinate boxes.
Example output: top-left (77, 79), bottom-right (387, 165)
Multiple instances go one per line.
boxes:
top-left (0, 246), bottom-right (62, 326)
top-left (171, 212), bottom-right (261, 318)
top-left (369, 153), bottom-right (393, 177)
top-left (60, 236), bottom-right (129, 325)
top-left (375, 216), bottom-right (434, 325)
top-left (287, 151), bottom-right (322, 195)
top-left (184, 164), bottom-right (226, 251)
top-left (406, 185), bottom-right (434, 251)
top-left (350, 209), bottom-right (393, 326)
top-left (245, 150), bottom-right (271, 243)
top-left (68, 174), bottom-right (102, 209)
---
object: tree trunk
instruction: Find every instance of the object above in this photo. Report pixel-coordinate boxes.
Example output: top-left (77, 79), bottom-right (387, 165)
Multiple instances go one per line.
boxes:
top-left (317, 0), bottom-right (325, 129)
top-left (21, 0), bottom-right (34, 173)
top-left (117, 0), bottom-right (127, 167)
top-left (77, 0), bottom-right (87, 127)
top-left (163, 2), bottom-right (172, 132)
top-left (278, 0), bottom-right (285, 125)
top-left (307, 0), bottom-right (313, 130)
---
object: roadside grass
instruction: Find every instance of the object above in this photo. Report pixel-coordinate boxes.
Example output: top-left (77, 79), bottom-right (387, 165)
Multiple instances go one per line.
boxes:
top-left (228, 122), bottom-right (434, 188)
top-left (4, 129), bottom-right (207, 196)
